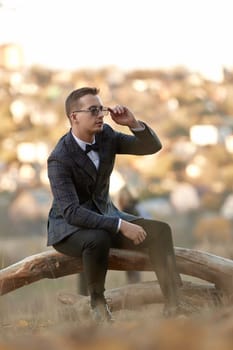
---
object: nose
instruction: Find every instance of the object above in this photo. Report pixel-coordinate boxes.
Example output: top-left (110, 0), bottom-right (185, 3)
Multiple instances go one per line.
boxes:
top-left (98, 110), bottom-right (105, 118)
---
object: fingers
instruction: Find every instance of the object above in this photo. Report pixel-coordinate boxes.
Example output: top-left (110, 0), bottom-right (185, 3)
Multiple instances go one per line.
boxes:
top-left (134, 237), bottom-right (145, 245)
top-left (108, 105), bottom-right (126, 115)
top-left (134, 228), bottom-right (147, 245)
top-left (120, 220), bottom-right (147, 245)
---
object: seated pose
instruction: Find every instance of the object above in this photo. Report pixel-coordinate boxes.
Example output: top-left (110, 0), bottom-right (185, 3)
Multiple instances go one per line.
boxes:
top-left (47, 87), bottom-right (183, 323)
top-left (77, 185), bottom-right (141, 295)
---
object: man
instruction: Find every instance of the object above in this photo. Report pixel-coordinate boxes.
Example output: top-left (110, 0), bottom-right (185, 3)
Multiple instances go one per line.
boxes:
top-left (47, 87), bottom-right (183, 323)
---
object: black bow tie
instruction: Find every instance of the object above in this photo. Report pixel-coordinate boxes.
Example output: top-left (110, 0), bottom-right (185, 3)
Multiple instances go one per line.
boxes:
top-left (85, 143), bottom-right (99, 154)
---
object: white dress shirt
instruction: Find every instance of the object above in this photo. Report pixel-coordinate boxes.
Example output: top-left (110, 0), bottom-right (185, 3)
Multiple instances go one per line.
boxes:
top-left (72, 132), bottom-right (100, 169)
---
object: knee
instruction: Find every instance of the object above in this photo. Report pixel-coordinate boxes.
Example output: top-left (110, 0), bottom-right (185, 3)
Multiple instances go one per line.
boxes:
top-left (161, 222), bottom-right (172, 240)
top-left (162, 222), bottom-right (172, 233)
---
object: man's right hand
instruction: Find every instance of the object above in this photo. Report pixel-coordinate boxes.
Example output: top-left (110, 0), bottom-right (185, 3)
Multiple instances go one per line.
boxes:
top-left (120, 220), bottom-right (147, 245)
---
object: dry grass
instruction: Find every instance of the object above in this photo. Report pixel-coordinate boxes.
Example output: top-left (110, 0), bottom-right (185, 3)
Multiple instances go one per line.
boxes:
top-left (0, 237), bottom-right (233, 349)
top-left (0, 273), bottom-right (233, 350)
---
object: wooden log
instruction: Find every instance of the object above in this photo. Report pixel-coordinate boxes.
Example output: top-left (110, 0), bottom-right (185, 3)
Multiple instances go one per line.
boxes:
top-left (57, 280), bottom-right (221, 314)
top-left (105, 280), bottom-right (221, 310)
top-left (0, 248), bottom-right (233, 296)
top-left (175, 248), bottom-right (233, 294)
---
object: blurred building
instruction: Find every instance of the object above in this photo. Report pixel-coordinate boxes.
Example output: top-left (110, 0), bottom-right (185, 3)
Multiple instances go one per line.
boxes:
top-left (0, 43), bottom-right (24, 70)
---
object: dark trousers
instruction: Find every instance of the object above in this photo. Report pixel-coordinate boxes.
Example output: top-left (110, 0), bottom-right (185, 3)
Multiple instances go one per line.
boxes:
top-left (53, 218), bottom-right (182, 307)
top-left (78, 269), bottom-right (140, 296)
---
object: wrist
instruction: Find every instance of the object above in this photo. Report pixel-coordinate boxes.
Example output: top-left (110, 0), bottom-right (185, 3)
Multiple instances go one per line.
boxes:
top-left (130, 120), bottom-right (145, 131)
top-left (129, 119), bottom-right (141, 129)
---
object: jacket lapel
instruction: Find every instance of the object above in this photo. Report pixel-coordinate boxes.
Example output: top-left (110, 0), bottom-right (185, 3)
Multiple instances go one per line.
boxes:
top-left (65, 131), bottom-right (98, 182)
top-left (94, 132), bottom-right (112, 187)
top-left (95, 132), bottom-right (108, 173)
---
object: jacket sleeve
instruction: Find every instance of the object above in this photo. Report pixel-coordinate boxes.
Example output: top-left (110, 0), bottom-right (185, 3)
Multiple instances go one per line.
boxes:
top-left (115, 122), bottom-right (162, 155)
top-left (47, 157), bottom-right (119, 233)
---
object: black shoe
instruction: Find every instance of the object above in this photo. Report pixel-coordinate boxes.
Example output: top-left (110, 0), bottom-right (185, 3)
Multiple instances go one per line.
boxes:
top-left (91, 302), bottom-right (114, 323)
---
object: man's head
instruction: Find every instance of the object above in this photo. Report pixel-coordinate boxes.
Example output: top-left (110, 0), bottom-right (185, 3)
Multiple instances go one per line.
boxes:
top-left (65, 87), bottom-right (109, 142)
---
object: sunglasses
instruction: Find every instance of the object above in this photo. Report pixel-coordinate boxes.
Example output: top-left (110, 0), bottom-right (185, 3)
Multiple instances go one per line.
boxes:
top-left (71, 106), bottom-right (109, 117)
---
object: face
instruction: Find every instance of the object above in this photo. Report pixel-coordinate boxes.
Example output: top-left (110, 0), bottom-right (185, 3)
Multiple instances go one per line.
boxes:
top-left (70, 94), bottom-right (106, 142)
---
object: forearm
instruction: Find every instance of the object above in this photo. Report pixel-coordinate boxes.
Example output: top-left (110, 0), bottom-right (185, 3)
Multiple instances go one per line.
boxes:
top-left (116, 122), bottom-right (162, 155)
top-left (62, 203), bottom-right (119, 233)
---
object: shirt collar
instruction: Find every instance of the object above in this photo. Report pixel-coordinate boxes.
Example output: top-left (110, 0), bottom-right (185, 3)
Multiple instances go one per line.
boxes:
top-left (71, 131), bottom-right (95, 151)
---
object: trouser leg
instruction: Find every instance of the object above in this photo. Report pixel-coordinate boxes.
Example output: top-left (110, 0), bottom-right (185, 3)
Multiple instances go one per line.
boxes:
top-left (113, 218), bottom-right (182, 308)
top-left (126, 271), bottom-right (141, 284)
top-left (135, 219), bottom-right (182, 307)
top-left (148, 223), bottom-right (182, 306)
top-left (78, 272), bottom-right (88, 295)
top-left (53, 229), bottom-right (111, 306)
top-left (82, 233), bottom-right (111, 305)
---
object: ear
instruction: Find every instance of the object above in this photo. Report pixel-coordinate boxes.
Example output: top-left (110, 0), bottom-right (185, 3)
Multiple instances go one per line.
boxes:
top-left (70, 112), bottom-right (78, 122)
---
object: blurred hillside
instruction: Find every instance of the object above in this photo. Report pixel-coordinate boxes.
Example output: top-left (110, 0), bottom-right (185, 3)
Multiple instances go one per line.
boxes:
top-left (0, 43), bottom-right (233, 260)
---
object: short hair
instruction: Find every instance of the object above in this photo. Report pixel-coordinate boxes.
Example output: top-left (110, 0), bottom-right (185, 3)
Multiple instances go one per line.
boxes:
top-left (65, 87), bottom-right (100, 117)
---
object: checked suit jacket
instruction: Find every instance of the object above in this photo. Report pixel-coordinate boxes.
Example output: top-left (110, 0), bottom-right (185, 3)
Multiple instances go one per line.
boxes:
top-left (47, 122), bottom-right (162, 246)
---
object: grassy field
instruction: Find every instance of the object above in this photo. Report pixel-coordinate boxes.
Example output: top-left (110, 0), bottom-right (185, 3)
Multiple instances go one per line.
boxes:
top-left (0, 237), bottom-right (233, 349)
top-left (0, 277), bottom-right (233, 350)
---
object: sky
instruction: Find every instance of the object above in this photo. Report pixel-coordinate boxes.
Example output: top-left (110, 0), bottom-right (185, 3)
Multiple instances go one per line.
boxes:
top-left (0, 0), bottom-right (233, 79)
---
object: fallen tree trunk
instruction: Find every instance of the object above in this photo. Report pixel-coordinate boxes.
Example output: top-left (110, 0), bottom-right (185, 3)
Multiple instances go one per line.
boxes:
top-left (0, 248), bottom-right (233, 296)
top-left (105, 280), bottom-right (221, 310)
top-left (58, 281), bottom-right (221, 319)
